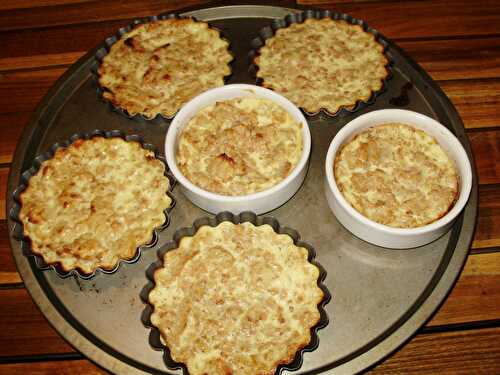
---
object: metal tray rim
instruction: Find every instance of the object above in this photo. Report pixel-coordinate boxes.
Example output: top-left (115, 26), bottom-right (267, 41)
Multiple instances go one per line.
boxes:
top-left (6, 3), bottom-right (478, 375)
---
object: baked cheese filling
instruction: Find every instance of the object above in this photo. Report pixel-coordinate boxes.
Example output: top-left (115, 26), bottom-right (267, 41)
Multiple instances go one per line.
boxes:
top-left (19, 137), bottom-right (172, 274)
top-left (98, 18), bottom-right (232, 118)
top-left (255, 18), bottom-right (388, 115)
top-left (149, 221), bottom-right (323, 375)
top-left (176, 97), bottom-right (304, 195)
top-left (334, 123), bottom-right (458, 228)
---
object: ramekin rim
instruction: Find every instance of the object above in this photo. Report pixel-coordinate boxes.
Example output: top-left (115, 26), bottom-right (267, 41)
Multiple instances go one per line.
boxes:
top-left (324, 109), bottom-right (473, 236)
top-left (165, 84), bottom-right (311, 202)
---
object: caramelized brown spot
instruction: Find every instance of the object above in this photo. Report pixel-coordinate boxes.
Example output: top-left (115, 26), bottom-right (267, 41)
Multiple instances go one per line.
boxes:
top-left (124, 38), bottom-right (134, 48)
top-left (42, 166), bottom-right (51, 176)
top-left (28, 213), bottom-right (40, 224)
top-left (218, 153), bottom-right (235, 165)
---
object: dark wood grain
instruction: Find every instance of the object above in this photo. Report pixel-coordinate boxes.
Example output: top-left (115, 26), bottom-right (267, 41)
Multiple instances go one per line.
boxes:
top-left (0, 168), bottom-right (7, 220)
top-left (0, 22), bottom-right (123, 61)
top-left (0, 0), bottom-right (211, 32)
top-left (441, 79), bottom-right (500, 129)
top-left (298, 0), bottom-right (500, 40)
top-left (1, 327), bottom-right (499, 374)
top-left (0, 52), bottom-right (84, 71)
top-left (428, 253), bottom-right (500, 327)
top-left (0, 359), bottom-right (107, 374)
top-left (0, 288), bottom-right (74, 356)
top-left (0, 0), bottom-right (95, 11)
top-left (0, 68), bottom-right (66, 115)
top-left (398, 37), bottom-right (500, 82)
top-left (2, 25), bottom-right (500, 79)
top-left (0, 0), bottom-right (498, 40)
top-left (469, 130), bottom-right (500, 185)
top-left (0, 359), bottom-right (108, 374)
top-left (0, 221), bottom-right (19, 285)
top-left (369, 326), bottom-right (500, 374)
top-left (475, 185), bottom-right (500, 249)
top-left (0, 113), bottom-right (29, 164)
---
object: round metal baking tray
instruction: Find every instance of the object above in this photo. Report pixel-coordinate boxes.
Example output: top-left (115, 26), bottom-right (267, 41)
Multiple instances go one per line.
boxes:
top-left (6, 4), bottom-right (477, 374)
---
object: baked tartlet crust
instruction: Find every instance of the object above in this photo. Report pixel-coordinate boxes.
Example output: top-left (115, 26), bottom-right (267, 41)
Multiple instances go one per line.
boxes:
top-left (97, 18), bottom-right (232, 119)
top-left (19, 136), bottom-right (172, 275)
top-left (255, 17), bottom-right (389, 115)
top-left (334, 123), bottom-right (459, 228)
top-left (148, 221), bottom-right (324, 375)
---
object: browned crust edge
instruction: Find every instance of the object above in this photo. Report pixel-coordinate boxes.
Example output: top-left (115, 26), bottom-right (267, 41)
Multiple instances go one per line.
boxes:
top-left (143, 212), bottom-right (330, 374)
top-left (16, 132), bottom-right (174, 278)
top-left (95, 16), bottom-right (234, 121)
top-left (253, 16), bottom-right (390, 117)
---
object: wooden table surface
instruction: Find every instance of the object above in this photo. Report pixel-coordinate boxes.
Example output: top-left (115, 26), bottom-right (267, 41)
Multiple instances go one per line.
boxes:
top-left (1, 0), bottom-right (499, 374)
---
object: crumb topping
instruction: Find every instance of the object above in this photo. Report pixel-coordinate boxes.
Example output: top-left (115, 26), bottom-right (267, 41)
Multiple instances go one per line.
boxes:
top-left (149, 221), bottom-right (323, 375)
top-left (19, 137), bottom-right (171, 274)
top-left (255, 18), bottom-right (388, 114)
top-left (98, 18), bottom-right (232, 118)
top-left (334, 123), bottom-right (458, 228)
top-left (176, 97), bottom-right (304, 195)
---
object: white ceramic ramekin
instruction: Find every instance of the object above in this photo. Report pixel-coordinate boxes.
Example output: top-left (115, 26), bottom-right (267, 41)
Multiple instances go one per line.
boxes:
top-left (324, 109), bottom-right (473, 249)
top-left (165, 84), bottom-right (311, 214)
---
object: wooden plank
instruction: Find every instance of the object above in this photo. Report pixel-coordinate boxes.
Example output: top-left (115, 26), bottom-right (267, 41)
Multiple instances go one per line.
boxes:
top-left (441, 79), bottom-right (500, 129)
top-left (0, 21), bottom-right (124, 61)
top-left (474, 184), bottom-right (500, 249)
top-left (469, 130), bottom-right (500, 186)
top-left (0, 19), bottom-right (145, 62)
top-left (0, 52), bottom-right (84, 72)
top-left (369, 326), bottom-right (500, 374)
top-left (0, 220), bottom-right (20, 285)
top-left (1, 12), bottom-right (500, 67)
top-left (427, 252), bottom-right (500, 327)
top-left (297, 0), bottom-right (500, 40)
top-left (0, 359), bottom-right (108, 375)
top-left (1, 327), bottom-right (499, 374)
top-left (0, 168), bottom-right (7, 221)
top-left (0, 0), bottom-right (211, 32)
top-left (0, 0), bottom-right (498, 39)
top-left (0, 288), bottom-right (74, 356)
top-left (0, 67), bottom-right (67, 115)
top-left (398, 37), bottom-right (500, 81)
top-left (0, 112), bottom-right (29, 164)
top-left (0, 1), bottom-right (95, 11)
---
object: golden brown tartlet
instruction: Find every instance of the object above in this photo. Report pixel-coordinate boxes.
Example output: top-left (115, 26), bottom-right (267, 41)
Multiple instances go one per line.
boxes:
top-left (148, 221), bottom-right (324, 375)
top-left (255, 18), bottom-right (388, 115)
top-left (19, 137), bottom-right (172, 275)
top-left (334, 123), bottom-right (459, 228)
top-left (98, 18), bottom-right (232, 119)
top-left (176, 97), bottom-right (303, 195)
